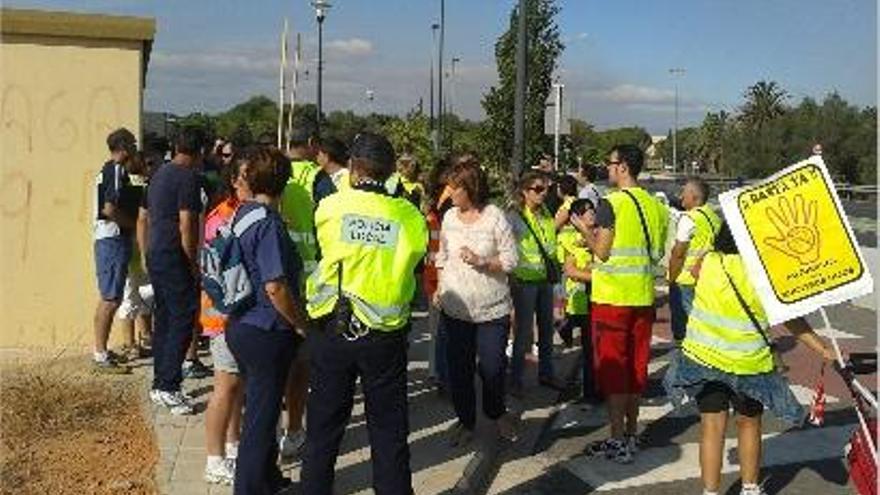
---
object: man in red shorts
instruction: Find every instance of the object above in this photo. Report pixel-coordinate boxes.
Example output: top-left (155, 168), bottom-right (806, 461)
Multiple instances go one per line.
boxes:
top-left (571, 144), bottom-right (668, 463)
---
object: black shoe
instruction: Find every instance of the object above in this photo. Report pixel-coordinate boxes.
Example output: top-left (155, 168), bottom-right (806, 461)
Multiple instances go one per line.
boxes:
top-left (539, 376), bottom-right (567, 391)
top-left (182, 359), bottom-right (212, 379)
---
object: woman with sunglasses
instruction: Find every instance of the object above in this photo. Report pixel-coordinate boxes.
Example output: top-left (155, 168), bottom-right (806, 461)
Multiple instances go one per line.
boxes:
top-left (508, 171), bottom-right (567, 397)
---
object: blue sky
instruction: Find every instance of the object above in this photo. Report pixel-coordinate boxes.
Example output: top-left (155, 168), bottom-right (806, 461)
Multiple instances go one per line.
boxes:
top-left (9, 0), bottom-right (877, 133)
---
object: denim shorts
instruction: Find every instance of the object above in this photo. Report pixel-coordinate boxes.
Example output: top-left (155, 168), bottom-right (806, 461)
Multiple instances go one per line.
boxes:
top-left (94, 237), bottom-right (132, 301)
top-left (210, 332), bottom-right (240, 374)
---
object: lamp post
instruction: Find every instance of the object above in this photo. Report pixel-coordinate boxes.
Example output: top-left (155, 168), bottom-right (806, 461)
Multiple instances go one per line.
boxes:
top-left (449, 57), bottom-right (460, 117)
top-left (430, 23), bottom-right (439, 153)
top-left (437, 0), bottom-right (445, 151)
top-left (312, 0), bottom-right (331, 137)
top-left (669, 67), bottom-right (685, 174)
top-left (512, 0), bottom-right (527, 175)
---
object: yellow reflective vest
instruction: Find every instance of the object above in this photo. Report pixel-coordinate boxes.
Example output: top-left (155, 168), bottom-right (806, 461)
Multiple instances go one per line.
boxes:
top-left (682, 252), bottom-right (773, 375)
top-left (512, 206), bottom-right (557, 282)
top-left (557, 226), bottom-right (591, 315)
top-left (280, 160), bottom-right (320, 275)
top-left (676, 204), bottom-right (723, 286)
top-left (305, 188), bottom-right (428, 331)
top-left (591, 187), bottom-right (668, 307)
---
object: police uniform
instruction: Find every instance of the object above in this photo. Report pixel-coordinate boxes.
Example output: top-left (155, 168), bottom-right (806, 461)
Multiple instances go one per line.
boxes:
top-left (301, 179), bottom-right (428, 495)
top-left (670, 204), bottom-right (723, 341)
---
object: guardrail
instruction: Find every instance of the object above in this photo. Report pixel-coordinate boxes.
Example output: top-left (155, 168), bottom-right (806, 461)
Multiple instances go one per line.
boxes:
top-left (645, 173), bottom-right (877, 201)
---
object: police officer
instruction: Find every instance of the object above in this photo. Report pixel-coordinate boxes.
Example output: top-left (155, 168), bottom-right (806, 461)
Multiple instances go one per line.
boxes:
top-left (667, 177), bottom-right (722, 342)
top-left (302, 132), bottom-right (427, 495)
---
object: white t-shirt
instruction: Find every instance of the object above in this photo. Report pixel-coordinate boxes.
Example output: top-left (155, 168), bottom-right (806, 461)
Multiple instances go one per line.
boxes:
top-left (675, 213), bottom-right (696, 243)
top-left (578, 183), bottom-right (601, 208)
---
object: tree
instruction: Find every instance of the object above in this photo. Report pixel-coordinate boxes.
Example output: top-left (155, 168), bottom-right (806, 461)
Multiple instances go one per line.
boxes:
top-left (740, 80), bottom-right (788, 130)
top-left (383, 111), bottom-right (433, 173)
top-left (481, 0), bottom-right (564, 180)
top-left (215, 96), bottom-right (278, 140)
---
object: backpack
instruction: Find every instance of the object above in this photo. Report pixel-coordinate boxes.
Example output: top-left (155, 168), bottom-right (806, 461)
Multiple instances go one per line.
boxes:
top-left (200, 206), bottom-right (267, 315)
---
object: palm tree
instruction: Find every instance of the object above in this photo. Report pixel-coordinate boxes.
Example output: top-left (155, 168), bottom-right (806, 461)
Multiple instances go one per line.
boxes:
top-left (698, 110), bottom-right (729, 174)
top-left (740, 80), bottom-right (788, 130)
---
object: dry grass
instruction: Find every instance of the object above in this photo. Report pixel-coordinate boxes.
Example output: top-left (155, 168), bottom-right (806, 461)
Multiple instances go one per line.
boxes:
top-left (0, 361), bottom-right (158, 494)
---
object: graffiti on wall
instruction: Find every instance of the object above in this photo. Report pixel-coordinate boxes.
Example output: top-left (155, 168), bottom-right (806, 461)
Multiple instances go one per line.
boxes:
top-left (1, 83), bottom-right (124, 261)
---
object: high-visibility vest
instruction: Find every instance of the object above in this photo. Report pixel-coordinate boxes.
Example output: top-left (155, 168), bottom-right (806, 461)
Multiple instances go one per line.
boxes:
top-left (400, 176), bottom-right (424, 198)
top-left (199, 198), bottom-right (239, 335)
top-left (331, 168), bottom-right (352, 193)
top-left (682, 252), bottom-right (773, 375)
top-left (422, 209), bottom-right (442, 298)
top-left (557, 226), bottom-right (591, 315)
top-left (305, 188), bottom-right (428, 331)
top-left (280, 160), bottom-right (320, 275)
top-left (512, 206), bottom-right (557, 282)
top-left (591, 187), bottom-right (668, 307)
top-left (676, 204), bottom-right (723, 286)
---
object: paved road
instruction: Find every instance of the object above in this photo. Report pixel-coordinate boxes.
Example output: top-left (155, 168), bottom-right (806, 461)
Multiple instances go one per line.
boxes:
top-left (486, 298), bottom-right (876, 495)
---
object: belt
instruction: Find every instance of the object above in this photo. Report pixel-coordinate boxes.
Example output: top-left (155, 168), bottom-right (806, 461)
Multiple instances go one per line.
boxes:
top-left (316, 311), bottom-right (372, 342)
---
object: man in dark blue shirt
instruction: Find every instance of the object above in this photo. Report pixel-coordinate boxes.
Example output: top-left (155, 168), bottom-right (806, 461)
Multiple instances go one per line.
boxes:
top-left (92, 128), bottom-right (138, 374)
top-left (142, 127), bottom-right (208, 415)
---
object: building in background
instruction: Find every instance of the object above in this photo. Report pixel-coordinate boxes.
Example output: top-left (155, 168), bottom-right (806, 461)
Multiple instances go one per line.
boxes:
top-left (0, 8), bottom-right (155, 348)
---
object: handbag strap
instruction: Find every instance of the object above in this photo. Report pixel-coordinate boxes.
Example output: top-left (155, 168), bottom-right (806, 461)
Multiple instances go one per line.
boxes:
top-left (517, 210), bottom-right (554, 266)
top-left (621, 189), bottom-right (657, 264)
top-left (718, 255), bottom-right (775, 350)
top-left (693, 207), bottom-right (718, 234)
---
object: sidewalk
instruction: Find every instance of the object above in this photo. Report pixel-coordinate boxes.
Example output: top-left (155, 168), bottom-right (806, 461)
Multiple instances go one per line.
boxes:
top-left (146, 297), bottom-right (874, 494)
top-left (146, 314), bottom-right (579, 495)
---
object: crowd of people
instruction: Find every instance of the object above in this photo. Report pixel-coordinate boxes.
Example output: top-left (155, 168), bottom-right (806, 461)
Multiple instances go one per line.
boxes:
top-left (91, 125), bottom-right (836, 495)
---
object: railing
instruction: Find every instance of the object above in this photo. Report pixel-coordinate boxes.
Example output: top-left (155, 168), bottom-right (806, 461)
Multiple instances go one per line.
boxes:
top-left (644, 172), bottom-right (878, 201)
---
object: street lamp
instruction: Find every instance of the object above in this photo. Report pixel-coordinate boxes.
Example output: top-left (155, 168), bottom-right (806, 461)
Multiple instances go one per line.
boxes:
top-left (312, 0), bottom-right (331, 136)
top-left (365, 89), bottom-right (375, 114)
top-left (430, 23), bottom-right (439, 153)
top-left (437, 0), bottom-right (445, 151)
top-left (669, 67), bottom-right (686, 174)
top-left (449, 57), bottom-right (460, 117)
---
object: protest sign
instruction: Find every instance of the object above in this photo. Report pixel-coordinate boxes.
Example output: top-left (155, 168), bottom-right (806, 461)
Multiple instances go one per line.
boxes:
top-left (719, 156), bottom-right (873, 324)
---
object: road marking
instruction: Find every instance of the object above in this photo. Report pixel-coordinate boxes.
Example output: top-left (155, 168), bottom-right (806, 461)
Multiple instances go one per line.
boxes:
top-left (814, 327), bottom-right (863, 340)
top-left (564, 425), bottom-right (854, 490)
top-left (788, 384), bottom-right (839, 405)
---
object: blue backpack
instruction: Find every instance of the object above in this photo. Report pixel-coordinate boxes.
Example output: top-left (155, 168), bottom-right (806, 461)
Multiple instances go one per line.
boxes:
top-left (200, 206), bottom-right (267, 315)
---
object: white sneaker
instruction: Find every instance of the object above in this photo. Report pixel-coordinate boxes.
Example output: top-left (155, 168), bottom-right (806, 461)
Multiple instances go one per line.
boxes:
top-left (740, 484), bottom-right (767, 495)
top-left (279, 430), bottom-right (306, 463)
top-left (204, 456), bottom-right (234, 485)
top-left (225, 441), bottom-right (239, 461)
top-left (150, 389), bottom-right (194, 416)
top-left (625, 433), bottom-right (641, 454)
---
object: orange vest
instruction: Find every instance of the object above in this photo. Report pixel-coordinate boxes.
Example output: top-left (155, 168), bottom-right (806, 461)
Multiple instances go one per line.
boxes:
top-left (200, 198), bottom-right (239, 336)
top-left (422, 209), bottom-right (441, 298)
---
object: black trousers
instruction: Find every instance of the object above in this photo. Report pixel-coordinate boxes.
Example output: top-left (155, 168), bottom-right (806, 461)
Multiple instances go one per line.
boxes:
top-left (563, 313), bottom-right (598, 401)
top-left (226, 320), bottom-right (298, 495)
top-left (147, 250), bottom-right (197, 392)
top-left (443, 313), bottom-right (509, 430)
top-left (301, 320), bottom-right (412, 495)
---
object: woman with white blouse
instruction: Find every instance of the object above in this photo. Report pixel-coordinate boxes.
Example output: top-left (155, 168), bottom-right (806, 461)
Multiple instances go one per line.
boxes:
top-left (435, 157), bottom-right (519, 445)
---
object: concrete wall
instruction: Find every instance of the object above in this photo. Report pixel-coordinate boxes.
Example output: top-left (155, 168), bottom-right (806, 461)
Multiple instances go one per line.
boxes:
top-left (1, 33), bottom-right (143, 348)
